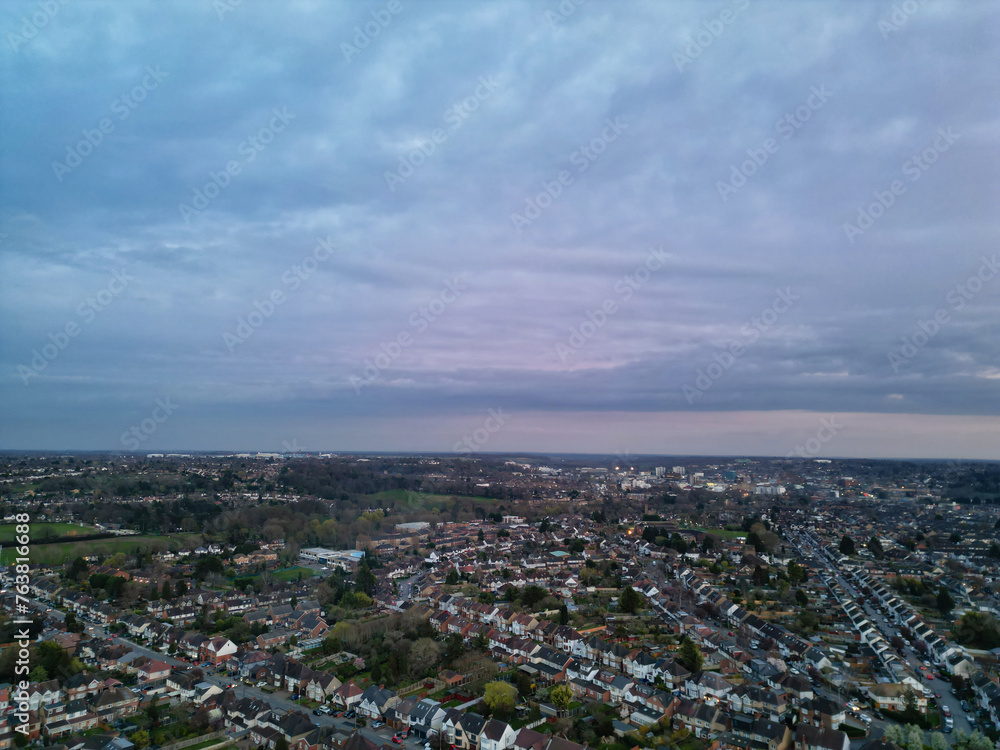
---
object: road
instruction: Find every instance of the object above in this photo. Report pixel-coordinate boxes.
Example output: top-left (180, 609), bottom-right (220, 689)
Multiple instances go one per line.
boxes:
top-left (790, 534), bottom-right (975, 746)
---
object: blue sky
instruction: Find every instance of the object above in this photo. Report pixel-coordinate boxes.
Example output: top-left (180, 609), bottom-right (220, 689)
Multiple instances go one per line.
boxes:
top-left (1, 0), bottom-right (998, 458)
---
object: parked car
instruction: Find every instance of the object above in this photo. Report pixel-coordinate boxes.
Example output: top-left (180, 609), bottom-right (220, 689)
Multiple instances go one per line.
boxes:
top-left (942, 707), bottom-right (951, 717)
top-left (392, 738), bottom-right (403, 744)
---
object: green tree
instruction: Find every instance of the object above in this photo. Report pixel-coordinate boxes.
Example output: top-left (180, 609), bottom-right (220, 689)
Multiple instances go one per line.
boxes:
top-left (355, 562), bottom-right (377, 596)
top-left (678, 636), bottom-right (703, 673)
top-left (551, 683), bottom-right (573, 713)
top-left (619, 586), bottom-right (643, 614)
top-left (559, 604), bottom-right (569, 625)
top-left (176, 579), bottom-right (187, 596)
top-left (445, 569), bottom-right (460, 586)
top-left (839, 535), bottom-right (855, 555)
top-left (787, 560), bottom-right (806, 584)
top-left (794, 589), bottom-right (809, 607)
top-left (131, 730), bottom-right (150, 749)
top-left (868, 536), bottom-right (885, 559)
top-left (483, 680), bottom-right (517, 717)
top-left (937, 586), bottom-right (954, 617)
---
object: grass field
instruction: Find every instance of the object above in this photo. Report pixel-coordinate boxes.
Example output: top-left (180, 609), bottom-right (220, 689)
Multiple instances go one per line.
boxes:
top-left (271, 566), bottom-right (317, 582)
top-left (0, 532), bottom-right (203, 566)
top-left (693, 527), bottom-right (747, 539)
top-left (368, 489), bottom-right (496, 509)
top-left (0, 522), bottom-right (98, 542)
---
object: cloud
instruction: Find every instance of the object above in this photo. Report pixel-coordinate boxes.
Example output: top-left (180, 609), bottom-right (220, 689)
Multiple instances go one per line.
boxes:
top-left (1, 0), bottom-right (998, 455)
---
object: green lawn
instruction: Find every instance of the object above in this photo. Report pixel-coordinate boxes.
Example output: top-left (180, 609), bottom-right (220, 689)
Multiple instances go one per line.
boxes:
top-left (0, 522), bottom-right (98, 542)
top-left (367, 489), bottom-right (497, 510)
top-left (271, 566), bottom-right (318, 582)
top-left (0, 532), bottom-right (203, 565)
top-left (692, 527), bottom-right (747, 539)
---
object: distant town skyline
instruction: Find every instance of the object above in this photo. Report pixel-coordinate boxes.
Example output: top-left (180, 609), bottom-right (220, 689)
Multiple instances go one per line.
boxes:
top-left (1, 1), bottom-right (997, 458)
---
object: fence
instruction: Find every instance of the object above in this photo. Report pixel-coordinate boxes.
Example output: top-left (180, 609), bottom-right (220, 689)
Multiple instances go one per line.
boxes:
top-left (397, 677), bottom-right (445, 697)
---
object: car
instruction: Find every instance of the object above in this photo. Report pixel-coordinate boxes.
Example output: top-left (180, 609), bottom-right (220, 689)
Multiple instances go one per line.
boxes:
top-left (934, 692), bottom-right (941, 699)
top-left (860, 713), bottom-right (873, 724)
top-left (372, 721), bottom-right (383, 728)
top-left (393, 738), bottom-right (403, 745)
top-left (942, 707), bottom-right (951, 717)
top-left (291, 694), bottom-right (300, 701)
top-left (314, 708), bottom-right (326, 716)
top-left (874, 711), bottom-right (885, 721)
top-left (961, 701), bottom-right (970, 711)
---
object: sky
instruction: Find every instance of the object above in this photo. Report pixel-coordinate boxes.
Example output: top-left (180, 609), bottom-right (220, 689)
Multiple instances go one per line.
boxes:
top-left (1, 0), bottom-right (998, 458)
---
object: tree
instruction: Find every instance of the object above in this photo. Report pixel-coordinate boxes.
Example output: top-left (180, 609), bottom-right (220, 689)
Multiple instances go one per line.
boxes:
top-left (752, 565), bottom-right (770, 587)
top-left (868, 536), bottom-right (885, 559)
top-left (409, 638), bottom-right (441, 678)
top-left (551, 683), bottom-right (573, 713)
top-left (882, 724), bottom-right (905, 745)
top-left (954, 612), bottom-right (1000, 649)
top-left (929, 733), bottom-right (948, 750)
top-left (175, 579), bottom-right (187, 596)
top-left (483, 681), bottom-right (517, 717)
top-left (515, 671), bottom-right (533, 699)
top-left (787, 560), bottom-right (806, 584)
top-left (936, 586), bottom-right (954, 617)
top-left (355, 563), bottom-right (377, 596)
top-left (678, 636), bottom-right (703, 673)
top-left (794, 589), bottom-right (809, 607)
top-left (839, 535), bottom-right (855, 555)
top-left (147, 696), bottom-right (161, 726)
top-left (445, 569), bottom-right (460, 586)
top-left (619, 586), bottom-right (643, 614)
top-left (905, 724), bottom-right (924, 750)
top-left (559, 604), bottom-right (569, 626)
